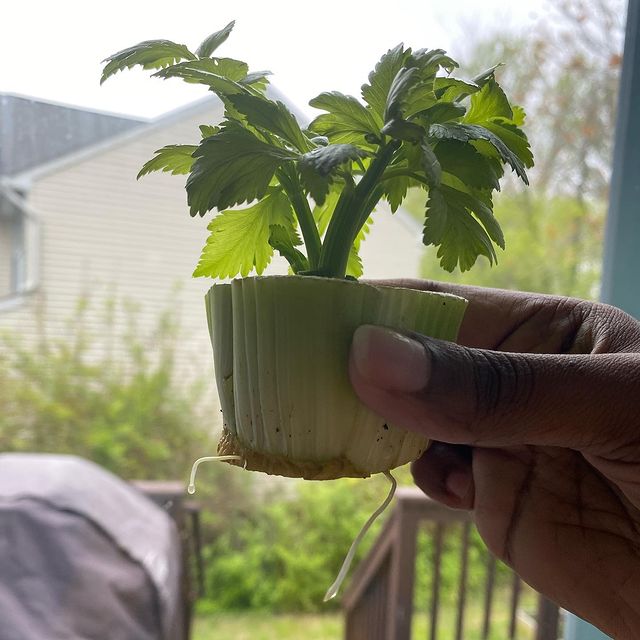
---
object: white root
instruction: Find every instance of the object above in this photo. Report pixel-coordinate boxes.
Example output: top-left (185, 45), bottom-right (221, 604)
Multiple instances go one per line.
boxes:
top-left (187, 455), bottom-right (244, 494)
top-left (324, 471), bottom-right (397, 602)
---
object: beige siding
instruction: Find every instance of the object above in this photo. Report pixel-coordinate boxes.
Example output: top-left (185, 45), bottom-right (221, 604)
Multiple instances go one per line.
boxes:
top-left (0, 217), bottom-right (11, 297)
top-left (0, 100), bottom-right (423, 432)
top-left (0, 103), bottom-right (228, 419)
top-left (359, 207), bottom-right (422, 279)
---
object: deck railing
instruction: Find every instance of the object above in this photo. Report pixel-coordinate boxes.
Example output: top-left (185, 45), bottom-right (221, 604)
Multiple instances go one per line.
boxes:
top-left (343, 488), bottom-right (560, 640)
top-left (132, 480), bottom-right (203, 640)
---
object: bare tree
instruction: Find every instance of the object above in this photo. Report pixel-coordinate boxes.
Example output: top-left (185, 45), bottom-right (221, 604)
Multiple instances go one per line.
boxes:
top-left (452, 0), bottom-right (625, 200)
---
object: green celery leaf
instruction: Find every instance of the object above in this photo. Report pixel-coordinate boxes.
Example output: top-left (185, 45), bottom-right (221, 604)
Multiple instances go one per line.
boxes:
top-left (423, 188), bottom-right (448, 244)
top-left (299, 144), bottom-right (365, 204)
top-left (299, 143), bottom-right (365, 177)
top-left (434, 140), bottom-right (501, 191)
top-left (268, 224), bottom-right (309, 273)
top-left (420, 140), bottom-right (442, 186)
top-left (196, 21), bottom-right (235, 58)
top-left (429, 122), bottom-right (529, 184)
top-left (473, 64), bottom-right (503, 87)
top-left (418, 102), bottom-right (466, 124)
top-left (423, 187), bottom-right (497, 272)
top-left (433, 77), bottom-right (479, 102)
top-left (403, 85), bottom-right (437, 118)
top-left (228, 94), bottom-right (312, 152)
top-left (199, 125), bottom-right (220, 139)
top-left (410, 48), bottom-right (458, 76)
top-left (464, 78), bottom-right (513, 123)
top-left (186, 123), bottom-right (299, 215)
top-left (381, 118), bottom-right (425, 142)
top-left (361, 44), bottom-right (409, 123)
top-left (511, 105), bottom-right (526, 126)
top-left (137, 145), bottom-right (197, 179)
top-left (482, 118), bottom-right (534, 168)
top-left (347, 245), bottom-right (364, 278)
top-left (308, 92), bottom-right (381, 147)
top-left (381, 172), bottom-right (424, 212)
top-left (441, 185), bottom-right (504, 249)
top-left (346, 216), bottom-right (372, 278)
top-left (299, 165), bottom-right (331, 205)
top-left (203, 57), bottom-right (249, 81)
top-left (193, 189), bottom-right (295, 278)
top-left (383, 174), bottom-right (411, 212)
top-left (312, 189), bottom-right (340, 235)
top-left (239, 70), bottom-right (272, 93)
top-left (384, 66), bottom-right (420, 121)
top-left (101, 40), bottom-right (196, 84)
top-left (152, 58), bottom-right (250, 93)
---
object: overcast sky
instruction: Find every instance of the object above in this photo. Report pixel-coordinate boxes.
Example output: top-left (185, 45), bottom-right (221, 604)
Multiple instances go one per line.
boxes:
top-left (0, 0), bottom-right (544, 120)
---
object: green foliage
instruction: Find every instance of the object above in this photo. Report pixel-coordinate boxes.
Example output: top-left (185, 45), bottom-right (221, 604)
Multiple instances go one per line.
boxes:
top-left (202, 477), bottom-right (391, 612)
top-left (361, 43), bottom-right (408, 122)
top-left (0, 299), bottom-right (212, 481)
top-left (199, 471), bottom-right (519, 615)
top-left (228, 95), bottom-right (312, 153)
top-left (137, 144), bottom-right (197, 179)
top-left (186, 124), bottom-right (298, 215)
top-left (193, 189), bottom-right (298, 278)
top-left (101, 23), bottom-right (532, 279)
top-left (429, 123), bottom-right (529, 183)
top-left (424, 187), bottom-right (502, 272)
top-left (408, 190), bottom-right (605, 299)
top-left (152, 59), bottom-right (250, 92)
top-left (196, 21), bottom-right (235, 58)
top-left (100, 40), bottom-right (196, 84)
top-left (309, 92), bottom-right (380, 147)
top-left (299, 144), bottom-right (367, 204)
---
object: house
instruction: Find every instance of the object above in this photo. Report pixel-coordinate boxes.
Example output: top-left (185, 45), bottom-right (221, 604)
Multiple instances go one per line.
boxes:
top-left (0, 91), bottom-right (424, 419)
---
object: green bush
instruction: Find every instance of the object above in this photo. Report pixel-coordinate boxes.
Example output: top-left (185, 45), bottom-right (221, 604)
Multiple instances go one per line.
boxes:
top-left (0, 298), bottom-right (214, 480)
top-left (406, 190), bottom-right (605, 300)
top-left (201, 476), bottom-right (394, 612)
top-left (0, 295), bottom-right (514, 615)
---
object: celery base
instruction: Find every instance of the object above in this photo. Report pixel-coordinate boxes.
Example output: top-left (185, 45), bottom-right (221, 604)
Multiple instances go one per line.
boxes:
top-left (206, 276), bottom-right (467, 480)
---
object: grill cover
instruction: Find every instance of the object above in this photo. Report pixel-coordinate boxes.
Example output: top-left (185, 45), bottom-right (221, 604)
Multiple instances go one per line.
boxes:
top-left (0, 454), bottom-right (184, 640)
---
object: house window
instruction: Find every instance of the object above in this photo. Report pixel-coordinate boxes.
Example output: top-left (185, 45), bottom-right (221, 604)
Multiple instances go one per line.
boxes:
top-left (0, 191), bottom-right (35, 301)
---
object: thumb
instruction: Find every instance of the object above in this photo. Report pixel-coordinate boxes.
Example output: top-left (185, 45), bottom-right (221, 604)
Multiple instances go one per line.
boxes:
top-left (349, 325), bottom-right (639, 451)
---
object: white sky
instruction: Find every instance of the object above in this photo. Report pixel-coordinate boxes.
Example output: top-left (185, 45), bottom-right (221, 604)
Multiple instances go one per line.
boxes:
top-left (0, 0), bottom-right (544, 120)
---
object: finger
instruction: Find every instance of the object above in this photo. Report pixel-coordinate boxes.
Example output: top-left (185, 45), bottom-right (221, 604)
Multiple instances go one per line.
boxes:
top-left (370, 278), bottom-right (589, 352)
top-left (411, 443), bottom-right (474, 510)
top-left (349, 324), bottom-right (640, 452)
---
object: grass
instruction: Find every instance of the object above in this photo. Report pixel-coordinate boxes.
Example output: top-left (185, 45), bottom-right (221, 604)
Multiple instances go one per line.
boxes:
top-left (193, 612), bottom-right (342, 640)
top-left (193, 593), bottom-right (537, 640)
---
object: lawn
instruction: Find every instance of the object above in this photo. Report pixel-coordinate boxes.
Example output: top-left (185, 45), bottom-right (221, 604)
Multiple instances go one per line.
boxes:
top-left (193, 613), bottom-right (342, 640)
top-left (193, 596), bottom-right (537, 640)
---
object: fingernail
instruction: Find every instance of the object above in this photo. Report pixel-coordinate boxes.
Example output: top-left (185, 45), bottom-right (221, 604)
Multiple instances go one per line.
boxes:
top-left (351, 325), bottom-right (430, 393)
top-left (445, 469), bottom-right (472, 500)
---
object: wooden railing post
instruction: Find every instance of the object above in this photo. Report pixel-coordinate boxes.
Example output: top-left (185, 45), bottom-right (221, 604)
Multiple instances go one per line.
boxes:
top-left (535, 594), bottom-right (561, 640)
top-left (385, 501), bottom-right (419, 640)
top-left (343, 489), bottom-right (561, 640)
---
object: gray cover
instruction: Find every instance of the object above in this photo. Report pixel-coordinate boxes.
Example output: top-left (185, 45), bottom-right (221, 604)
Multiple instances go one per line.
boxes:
top-left (0, 454), bottom-right (183, 640)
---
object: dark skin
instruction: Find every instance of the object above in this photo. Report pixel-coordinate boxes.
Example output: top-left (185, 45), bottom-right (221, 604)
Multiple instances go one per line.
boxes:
top-left (349, 280), bottom-right (640, 639)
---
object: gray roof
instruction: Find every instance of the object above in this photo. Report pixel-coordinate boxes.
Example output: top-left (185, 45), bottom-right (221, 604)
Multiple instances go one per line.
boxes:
top-left (0, 94), bottom-right (146, 178)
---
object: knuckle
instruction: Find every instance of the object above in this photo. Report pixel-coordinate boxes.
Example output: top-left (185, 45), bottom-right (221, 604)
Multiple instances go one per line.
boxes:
top-left (585, 303), bottom-right (640, 353)
top-left (466, 349), bottom-right (536, 435)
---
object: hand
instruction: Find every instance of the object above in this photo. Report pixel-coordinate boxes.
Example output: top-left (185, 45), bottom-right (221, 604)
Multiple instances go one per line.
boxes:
top-left (349, 280), bottom-right (640, 639)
